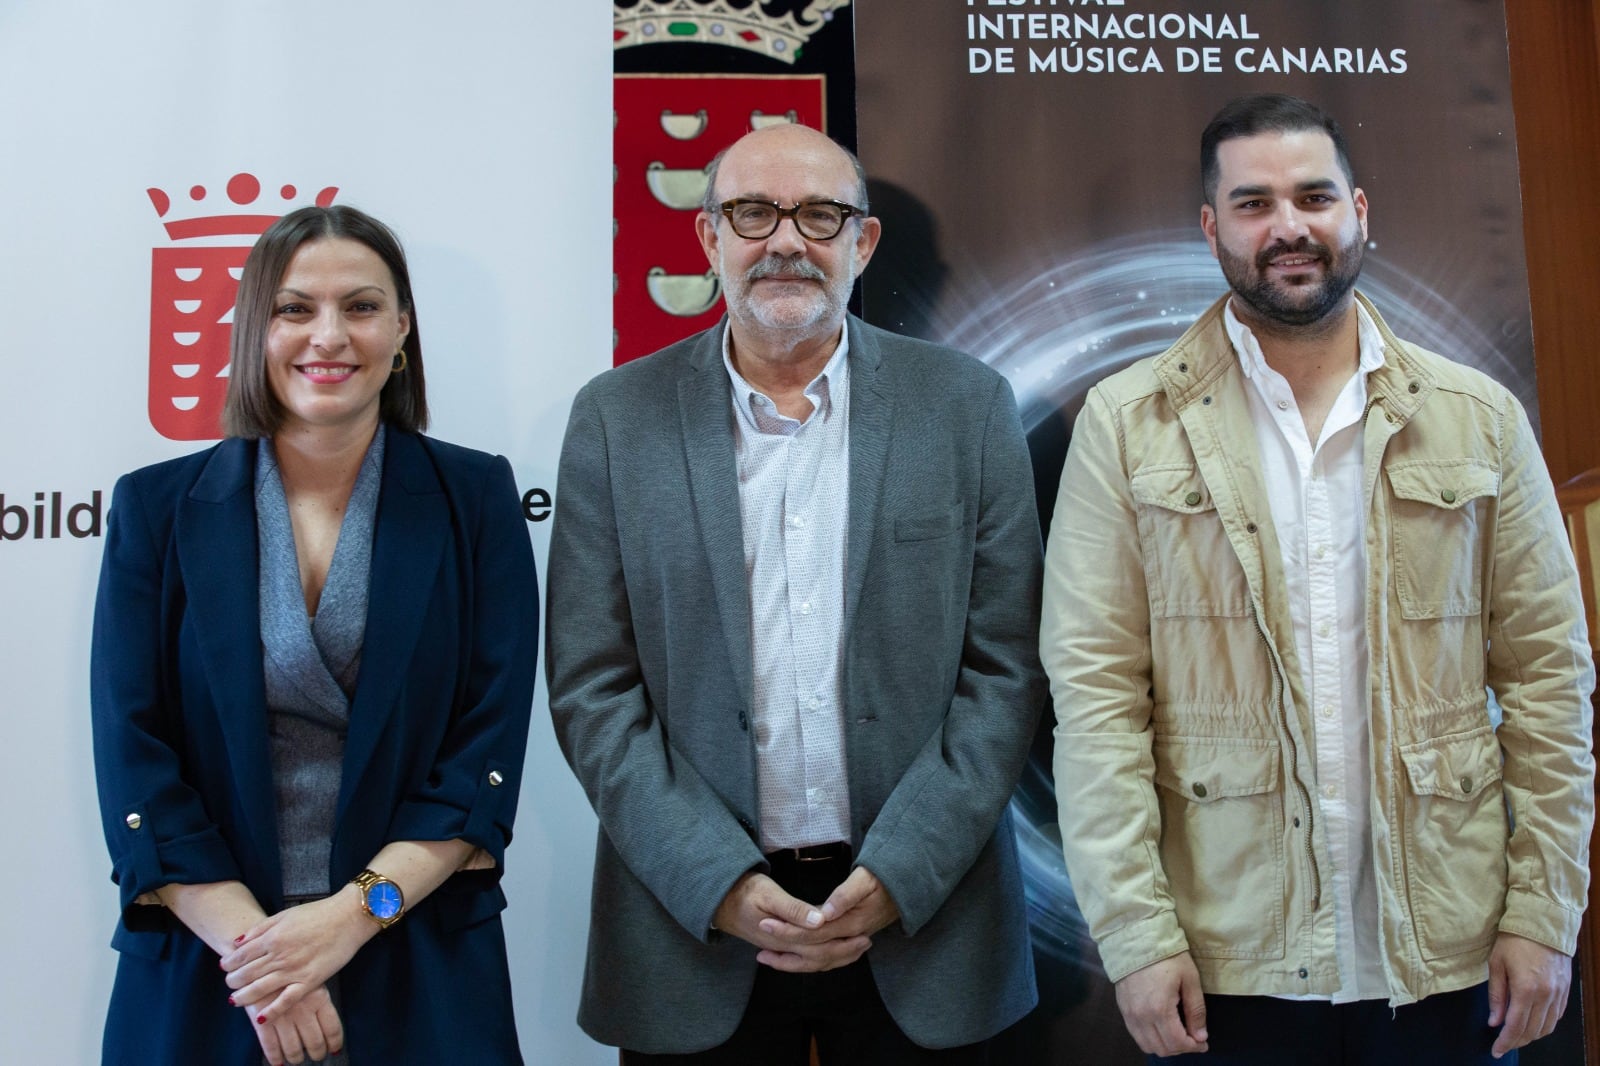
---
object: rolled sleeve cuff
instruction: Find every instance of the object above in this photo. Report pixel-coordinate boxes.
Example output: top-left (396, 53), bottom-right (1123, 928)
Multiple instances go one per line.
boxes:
top-left (1095, 911), bottom-right (1192, 984)
top-left (113, 802), bottom-right (242, 919)
top-left (1499, 889), bottom-right (1584, 956)
top-left (389, 759), bottom-right (517, 868)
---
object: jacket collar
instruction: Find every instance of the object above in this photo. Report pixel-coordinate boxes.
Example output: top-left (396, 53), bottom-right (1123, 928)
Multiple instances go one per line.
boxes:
top-left (338, 428), bottom-right (449, 823)
top-left (1154, 290), bottom-right (1437, 428)
top-left (176, 438), bottom-right (280, 892)
top-left (677, 314), bottom-right (890, 706)
top-left (174, 430), bottom-right (451, 889)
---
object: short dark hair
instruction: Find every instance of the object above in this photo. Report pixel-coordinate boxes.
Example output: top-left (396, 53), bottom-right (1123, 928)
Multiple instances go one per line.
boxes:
top-left (222, 204), bottom-right (427, 438)
top-left (1200, 94), bottom-right (1356, 205)
top-left (699, 132), bottom-right (871, 216)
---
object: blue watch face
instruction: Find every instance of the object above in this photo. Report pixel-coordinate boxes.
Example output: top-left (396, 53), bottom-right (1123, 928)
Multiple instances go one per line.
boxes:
top-left (366, 881), bottom-right (402, 921)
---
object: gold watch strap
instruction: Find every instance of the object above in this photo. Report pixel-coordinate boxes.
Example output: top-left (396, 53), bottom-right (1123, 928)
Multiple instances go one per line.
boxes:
top-left (350, 868), bottom-right (405, 929)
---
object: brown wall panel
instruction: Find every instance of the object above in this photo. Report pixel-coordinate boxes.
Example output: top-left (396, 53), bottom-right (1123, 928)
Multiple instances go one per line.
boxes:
top-left (1507, 0), bottom-right (1600, 487)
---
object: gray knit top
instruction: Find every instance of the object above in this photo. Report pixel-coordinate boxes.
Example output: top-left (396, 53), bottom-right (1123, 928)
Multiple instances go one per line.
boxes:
top-left (255, 429), bottom-right (384, 897)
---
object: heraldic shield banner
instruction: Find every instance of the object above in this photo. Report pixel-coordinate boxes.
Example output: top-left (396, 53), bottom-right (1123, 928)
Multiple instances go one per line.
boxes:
top-left (146, 175), bottom-right (337, 441)
top-left (613, 74), bottom-right (825, 366)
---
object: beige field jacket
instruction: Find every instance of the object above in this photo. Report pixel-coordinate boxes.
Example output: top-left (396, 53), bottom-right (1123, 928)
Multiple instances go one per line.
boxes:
top-left (1043, 292), bottom-right (1595, 1003)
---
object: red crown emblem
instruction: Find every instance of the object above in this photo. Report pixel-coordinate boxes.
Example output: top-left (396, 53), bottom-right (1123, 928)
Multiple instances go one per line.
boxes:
top-left (146, 173), bottom-right (339, 440)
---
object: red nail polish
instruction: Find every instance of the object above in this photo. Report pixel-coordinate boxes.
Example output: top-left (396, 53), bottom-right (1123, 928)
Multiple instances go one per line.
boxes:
top-left (233, 934), bottom-right (246, 945)
top-left (227, 996), bottom-right (236, 1007)
top-left (256, 1015), bottom-right (266, 1026)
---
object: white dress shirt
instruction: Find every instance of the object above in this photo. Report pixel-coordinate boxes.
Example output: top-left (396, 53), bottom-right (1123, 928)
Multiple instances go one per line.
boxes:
top-left (723, 329), bottom-right (853, 852)
top-left (1225, 300), bottom-right (1389, 1002)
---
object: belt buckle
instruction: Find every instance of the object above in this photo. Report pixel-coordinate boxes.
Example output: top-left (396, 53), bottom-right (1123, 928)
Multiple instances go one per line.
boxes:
top-left (784, 841), bottom-right (848, 863)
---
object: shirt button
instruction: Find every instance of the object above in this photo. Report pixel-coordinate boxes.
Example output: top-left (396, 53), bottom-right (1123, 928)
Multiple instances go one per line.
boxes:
top-left (1318, 624), bottom-right (1331, 638)
top-left (790, 515), bottom-right (806, 529)
top-left (1322, 783), bottom-right (1338, 799)
top-left (1318, 706), bottom-right (1334, 720)
top-left (1276, 399), bottom-right (1290, 411)
top-left (125, 812), bottom-right (143, 830)
top-left (799, 602), bottom-right (812, 616)
top-left (808, 696), bottom-right (822, 710)
top-left (1315, 546), bottom-right (1328, 560)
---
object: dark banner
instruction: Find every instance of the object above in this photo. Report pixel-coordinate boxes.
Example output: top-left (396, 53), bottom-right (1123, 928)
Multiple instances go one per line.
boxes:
top-left (855, 1), bottom-right (1555, 1061)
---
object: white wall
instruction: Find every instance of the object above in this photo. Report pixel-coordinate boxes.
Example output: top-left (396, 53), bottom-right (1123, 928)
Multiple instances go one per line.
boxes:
top-left (0, 2), bottom-right (613, 1060)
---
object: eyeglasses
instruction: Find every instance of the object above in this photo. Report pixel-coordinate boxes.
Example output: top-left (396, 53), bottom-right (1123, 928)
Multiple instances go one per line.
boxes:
top-left (717, 198), bottom-right (866, 241)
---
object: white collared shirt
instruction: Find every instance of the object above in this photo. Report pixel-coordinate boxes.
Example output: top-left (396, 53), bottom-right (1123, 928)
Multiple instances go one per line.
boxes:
top-left (1225, 300), bottom-right (1389, 1002)
top-left (723, 326), bottom-right (853, 852)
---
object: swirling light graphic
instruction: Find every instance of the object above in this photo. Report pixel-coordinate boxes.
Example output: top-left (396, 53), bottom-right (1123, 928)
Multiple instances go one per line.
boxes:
top-left (950, 230), bottom-right (1533, 965)
top-left (947, 229), bottom-right (1534, 437)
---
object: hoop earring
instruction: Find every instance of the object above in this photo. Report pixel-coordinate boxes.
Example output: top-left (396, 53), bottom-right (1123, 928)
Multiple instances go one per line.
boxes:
top-left (391, 349), bottom-right (408, 374)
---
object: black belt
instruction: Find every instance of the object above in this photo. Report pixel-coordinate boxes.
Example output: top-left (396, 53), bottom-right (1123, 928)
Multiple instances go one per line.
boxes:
top-left (765, 841), bottom-right (851, 865)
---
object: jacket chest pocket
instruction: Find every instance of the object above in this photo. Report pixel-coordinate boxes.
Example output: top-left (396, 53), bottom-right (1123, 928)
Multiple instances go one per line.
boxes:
top-left (1398, 725), bottom-right (1508, 959)
top-left (1153, 737), bottom-right (1286, 959)
top-left (1132, 465), bottom-right (1250, 618)
top-left (1386, 459), bottom-right (1497, 619)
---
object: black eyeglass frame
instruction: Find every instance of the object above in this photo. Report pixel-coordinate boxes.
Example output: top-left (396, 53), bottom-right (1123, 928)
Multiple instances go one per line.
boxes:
top-left (716, 198), bottom-right (867, 241)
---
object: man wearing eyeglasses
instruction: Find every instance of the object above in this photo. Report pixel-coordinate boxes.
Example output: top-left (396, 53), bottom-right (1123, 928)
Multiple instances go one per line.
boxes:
top-left (548, 123), bottom-right (1045, 1063)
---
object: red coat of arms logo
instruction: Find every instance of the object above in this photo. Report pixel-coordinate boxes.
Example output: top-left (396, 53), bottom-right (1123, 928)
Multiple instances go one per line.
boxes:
top-left (145, 174), bottom-right (336, 440)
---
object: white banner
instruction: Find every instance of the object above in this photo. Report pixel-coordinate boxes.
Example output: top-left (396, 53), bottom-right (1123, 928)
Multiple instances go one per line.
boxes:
top-left (0, 2), bottom-right (612, 1060)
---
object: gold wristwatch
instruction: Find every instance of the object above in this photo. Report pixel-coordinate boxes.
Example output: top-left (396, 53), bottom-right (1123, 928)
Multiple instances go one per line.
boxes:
top-left (350, 869), bottom-right (405, 929)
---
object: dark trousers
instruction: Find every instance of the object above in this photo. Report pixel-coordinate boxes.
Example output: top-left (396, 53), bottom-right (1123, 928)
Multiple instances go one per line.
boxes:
top-left (623, 848), bottom-right (989, 1066)
top-left (1154, 984), bottom-right (1510, 1066)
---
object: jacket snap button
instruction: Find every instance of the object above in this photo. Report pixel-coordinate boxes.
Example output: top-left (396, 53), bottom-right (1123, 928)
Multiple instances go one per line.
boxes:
top-left (1298, 967), bottom-right (1309, 979)
top-left (125, 812), bottom-right (143, 830)
top-left (1184, 491), bottom-right (1202, 507)
top-left (1441, 489), bottom-right (1457, 504)
top-left (1460, 776), bottom-right (1473, 793)
top-left (1246, 522), bottom-right (1258, 534)
top-left (1408, 382), bottom-right (1420, 394)
top-left (1192, 782), bottom-right (1208, 798)
top-left (488, 770), bottom-right (504, 787)
top-left (1202, 396), bottom-right (1212, 406)
top-left (1178, 362), bottom-right (1188, 373)
top-left (1292, 816), bottom-right (1301, 828)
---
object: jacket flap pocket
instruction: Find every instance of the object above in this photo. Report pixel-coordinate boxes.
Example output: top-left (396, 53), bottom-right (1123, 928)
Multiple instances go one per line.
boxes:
top-left (1400, 726), bottom-right (1503, 799)
top-left (893, 502), bottom-right (962, 542)
top-left (1387, 459), bottom-right (1499, 511)
top-left (431, 873), bottom-right (509, 933)
top-left (111, 922), bottom-right (171, 959)
top-left (1154, 737), bottom-right (1279, 803)
top-left (1131, 466), bottom-right (1215, 514)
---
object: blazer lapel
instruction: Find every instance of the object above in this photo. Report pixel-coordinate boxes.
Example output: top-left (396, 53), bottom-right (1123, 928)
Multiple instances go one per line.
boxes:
top-left (679, 322), bottom-right (756, 709)
top-left (175, 438), bottom-right (280, 885)
top-left (339, 429), bottom-right (449, 819)
top-left (842, 317), bottom-right (892, 639)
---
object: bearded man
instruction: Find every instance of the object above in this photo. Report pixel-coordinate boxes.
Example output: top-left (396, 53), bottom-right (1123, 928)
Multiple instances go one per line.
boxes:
top-left (548, 123), bottom-right (1046, 1063)
top-left (1043, 94), bottom-right (1595, 1064)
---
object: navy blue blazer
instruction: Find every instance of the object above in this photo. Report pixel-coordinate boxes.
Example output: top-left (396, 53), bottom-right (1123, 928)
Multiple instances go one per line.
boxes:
top-left (91, 428), bottom-right (537, 1065)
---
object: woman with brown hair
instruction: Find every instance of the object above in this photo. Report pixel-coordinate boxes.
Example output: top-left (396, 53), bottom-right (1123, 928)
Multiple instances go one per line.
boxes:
top-left (92, 205), bottom-right (536, 1064)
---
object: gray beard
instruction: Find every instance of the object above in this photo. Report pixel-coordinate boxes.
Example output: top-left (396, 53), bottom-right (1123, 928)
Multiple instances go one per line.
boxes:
top-left (723, 252), bottom-right (853, 334)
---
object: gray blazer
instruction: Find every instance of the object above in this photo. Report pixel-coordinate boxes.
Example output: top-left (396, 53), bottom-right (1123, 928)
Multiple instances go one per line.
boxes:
top-left (547, 315), bottom-right (1045, 1053)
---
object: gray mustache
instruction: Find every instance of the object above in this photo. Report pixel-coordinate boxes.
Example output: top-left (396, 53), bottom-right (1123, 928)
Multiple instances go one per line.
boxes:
top-left (746, 255), bottom-right (826, 282)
